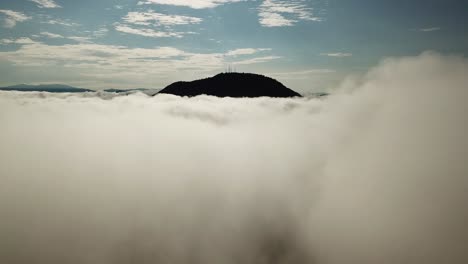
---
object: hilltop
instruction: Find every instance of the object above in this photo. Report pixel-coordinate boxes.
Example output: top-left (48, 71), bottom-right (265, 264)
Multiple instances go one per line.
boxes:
top-left (157, 73), bottom-right (301, 98)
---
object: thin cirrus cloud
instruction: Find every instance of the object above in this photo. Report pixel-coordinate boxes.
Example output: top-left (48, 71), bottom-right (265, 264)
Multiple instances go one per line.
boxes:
top-left (137, 0), bottom-right (246, 9)
top-left (321, 52), bottom-right (353, 57)
top-left (122, 11), bottom-right (203, 26)
top-left (29, 0), bottom-right (61, 9)
top-left (258, 0), bottom-right (323, 27)
top-left (0, 9), bottom-right (31, 28)
top-left (40, 31), bottom-right (64, 39)
top-left (419, 27), bottom-right (441, 32)
top-left (114, 24), bottom-right (185, 38)
top-left (225, 48), bottom-right (271, 56)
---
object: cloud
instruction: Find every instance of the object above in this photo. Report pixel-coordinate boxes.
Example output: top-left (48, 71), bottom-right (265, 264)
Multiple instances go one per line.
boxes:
top-left (225, 48), bottom-right (271, 56)
top-left (123, 11), bottom-right (203, 26)
top-left (0, 9), bottom-right (31, 28)
top-left (267, 68), bottom-right (336, 79)
top-left (67, 36), bottom-right (93, 43)
top-left (418, 27), bottom-right (441, 32)
top-left (40, 32), bottom-right (64, 39)
top-left (1, 52), bottom-right (468, 264)
top-left (0, 37), bottom-right (36, 45)
top-left (29, 0), bottom-right (61, 8)
top-left (258, 0), bottom-right (323, 27)
top-left (115, 24), bottom-right (185, 38)
top-left (137, 0), bottom-right (245, 9)
top-left (321, 52), bottom-right (352, 57)
top-left (116, 11), bottom-right (202, 38)
top-left (44, 18), bottom-right (80, 27)
top-left (231, 55), bottom-right (281, 65)
top-left (0, 40), bottom-right (277, 87)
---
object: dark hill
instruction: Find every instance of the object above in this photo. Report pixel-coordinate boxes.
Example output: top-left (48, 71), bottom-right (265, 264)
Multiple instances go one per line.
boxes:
top-left (157, 73), bottom-right (301, 98)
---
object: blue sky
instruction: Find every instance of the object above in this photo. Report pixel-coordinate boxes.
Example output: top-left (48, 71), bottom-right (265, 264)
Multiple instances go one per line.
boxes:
top-left (0, 0), bottom-right (467, 91)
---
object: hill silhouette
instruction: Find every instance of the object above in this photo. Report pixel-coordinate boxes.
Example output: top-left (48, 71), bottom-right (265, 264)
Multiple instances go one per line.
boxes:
top-left (157, 73), bottom-right (301, 98)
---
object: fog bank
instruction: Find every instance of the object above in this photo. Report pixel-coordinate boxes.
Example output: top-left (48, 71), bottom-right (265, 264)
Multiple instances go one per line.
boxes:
top-left (0, 52), bottom-right (467, 264)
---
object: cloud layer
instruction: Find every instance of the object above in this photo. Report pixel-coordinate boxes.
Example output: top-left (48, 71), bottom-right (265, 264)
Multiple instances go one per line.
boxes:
top-left (0, 52), bottom-right (467, 263)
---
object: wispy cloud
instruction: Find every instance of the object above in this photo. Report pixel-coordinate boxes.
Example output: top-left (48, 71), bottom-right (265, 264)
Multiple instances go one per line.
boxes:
top-left (0, 40), bottom-right (277, 83)
top-left (29, 0), bottom-right (61, 9)
top-left (232, 55), bottom-right (281, 65)
top-left (115, 24), bottom-right (184, 38)
top-left (0, 9), bottom-right (31, 28)
top-left (418, 27), bottom-right (441, 32)
top-left (320, 52), bottom-right (352, 57)
top-left (0, 37), bottom-right (35, 45)
top-left (267, 68), bottom-right (336, 80)
top-left (258, 0), bottom-right (323, 27)
top-left (116, 10), bottom-right (202, 38)
top-left (40, 32), bottom-right (64, 39)
top-left (66, 36), bottom-right (93, 43)
top-left (137, 0), bottom-right (245, 9)
top-left (44, 18), bottom-right (80, 27)
top-left (225, 48), bottom-right (271, 56)
top-left (123, 11), bottom-right (202, 26)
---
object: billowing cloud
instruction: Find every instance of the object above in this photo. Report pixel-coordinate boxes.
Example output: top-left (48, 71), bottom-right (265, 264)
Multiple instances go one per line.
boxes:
top-left (0, 53), bottom-right (467, 264)
top-left (137, 0), bottom-right (245, 9)
top-left (29, 0), bottom-right (61, 9)
top-left (0, 9), bottom-right (31, 28)
top-left (258, 0), bottom-right (323, 27)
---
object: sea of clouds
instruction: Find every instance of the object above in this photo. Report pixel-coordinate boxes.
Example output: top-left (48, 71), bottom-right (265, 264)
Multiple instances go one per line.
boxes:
top-left (0, 52), bottom-right (467, 264)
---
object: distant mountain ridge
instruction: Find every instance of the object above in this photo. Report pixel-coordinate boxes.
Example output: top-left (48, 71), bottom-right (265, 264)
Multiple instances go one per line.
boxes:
top-left (0, 84), bottom-right (93, 93)
top-left (157, 73), bottom-right (302, 98)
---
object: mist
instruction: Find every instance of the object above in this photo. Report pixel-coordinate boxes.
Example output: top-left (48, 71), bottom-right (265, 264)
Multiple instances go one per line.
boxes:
top-left (0, 52), bottom-right (467, 264)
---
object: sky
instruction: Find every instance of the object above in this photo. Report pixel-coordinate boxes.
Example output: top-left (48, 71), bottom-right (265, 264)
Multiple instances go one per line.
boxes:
top-left (0, 0), bottom-right (467, 91)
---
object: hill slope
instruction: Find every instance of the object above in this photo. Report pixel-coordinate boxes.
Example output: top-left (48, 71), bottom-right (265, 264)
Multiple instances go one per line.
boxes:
top-left (157, 73), bottom-right (301, 98)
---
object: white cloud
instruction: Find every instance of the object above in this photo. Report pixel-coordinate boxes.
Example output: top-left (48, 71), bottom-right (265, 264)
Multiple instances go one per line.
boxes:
top-left (232, 55), bottom-right (281, 65)
top-left (269, 68), bottom-right (335, 77)
top-left (116, 11), bottom-right (202, 38)
top-left (0, 37), bottom-right (36, 45)
top-left (67, 36), bottom-right (93, 43)
top-left (0, 40), bottom-right (278, 88)
top-left (123, 11), bottom-right (203, 26)
top-left (40, 32), bottom-right (64, 39)
top-left (258, 0), bottom-right (323, 27)
top-left (321, 52), bottom-right (352, 57)
top-left (0, 9), bottom-right (31, 28)
top-left (115, 24), bottom-right (184, 38)
top-left (137, 0), bottom-right (245, 9)
top-left (44, 18), bottom-right (80, 27)
top-left (29, 0), bottom-right (61, 8)
top-left (419, 27), bottom-right (441, 32)
top-left (225, 48), bottom-right (271, 56)
top-left (1, 53), bottom-right (468, 264)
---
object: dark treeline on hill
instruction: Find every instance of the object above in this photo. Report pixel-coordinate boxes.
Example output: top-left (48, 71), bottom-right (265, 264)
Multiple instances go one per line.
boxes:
top-left (157, 73), bottom-right (302, 98)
